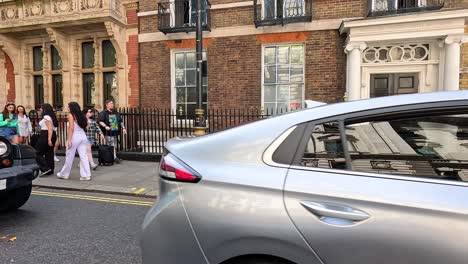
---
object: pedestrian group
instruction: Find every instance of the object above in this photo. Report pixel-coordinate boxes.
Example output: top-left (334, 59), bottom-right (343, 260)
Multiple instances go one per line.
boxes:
top-left (0, 100), bottom-right (126, 181)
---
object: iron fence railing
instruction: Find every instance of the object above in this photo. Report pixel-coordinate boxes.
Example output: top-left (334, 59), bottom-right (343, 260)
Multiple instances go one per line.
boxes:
top-left (368, 0), bottom-right (444, 17)
top-left (28, 108), bottom-right (291, 154)
top-left (158, 0), bottom-right (211, 34)
top-left (254, 0), bottom-right (312, 27)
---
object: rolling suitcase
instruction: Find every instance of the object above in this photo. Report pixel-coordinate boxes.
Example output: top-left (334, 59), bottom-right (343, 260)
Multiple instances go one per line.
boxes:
top-left (98, 145), bottom-right (114, 166)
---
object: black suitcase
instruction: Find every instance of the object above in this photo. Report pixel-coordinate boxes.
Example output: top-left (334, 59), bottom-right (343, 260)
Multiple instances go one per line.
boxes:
top-left (98, 145), bottom-right (114, 166)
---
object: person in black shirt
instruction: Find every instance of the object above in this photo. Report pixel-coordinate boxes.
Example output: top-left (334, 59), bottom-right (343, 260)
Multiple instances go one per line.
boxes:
top-left (98, 100), bottom-right (126, 163)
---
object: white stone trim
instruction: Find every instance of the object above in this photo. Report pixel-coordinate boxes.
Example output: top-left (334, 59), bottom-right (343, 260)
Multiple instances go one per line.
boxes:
top-left (138, 10), bottom-right (158, 17)
top-left (444, 34), bottom-right (468, 45)
top-left (340, 9), bottom-right (468, 33)
top-left (345, 42), bottom-right (367, 54)
top-left (211, 1), bottom-right (253, 10)
top-left (139, 18), bottom-right (355, 43)
top-left (345, 17), bottom-right (466, 43)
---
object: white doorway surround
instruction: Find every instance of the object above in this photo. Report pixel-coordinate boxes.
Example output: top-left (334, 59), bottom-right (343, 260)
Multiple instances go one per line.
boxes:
top-left (340, 9), bottom-right (468, 100)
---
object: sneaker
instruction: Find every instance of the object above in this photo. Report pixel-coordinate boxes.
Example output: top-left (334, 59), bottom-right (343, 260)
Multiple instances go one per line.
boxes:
top-left (91, 164), bottom-right (98, 170)
top-left (115, 158), bottom-right (122, 164)
top-left (80, 176), bottom-right (91, 181)
top-left (57, 173), bottom-right (69, 180)
top-left (54, 156), bottom-right (60, 162)
top-left (39, 169), bottom-right (52, 177)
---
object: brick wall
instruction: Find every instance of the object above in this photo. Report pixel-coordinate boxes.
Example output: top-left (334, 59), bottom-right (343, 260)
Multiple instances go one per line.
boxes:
top-left (313, 0), bottom-right (366, 20)
top-left (208, 35), bottom-right (262, 108)
top-left (138, 0), bottom-right (156, 12)
top-left (5, 52), bottom-right (15, 103)
top-left (140, 30), bottom-right (345, 108)
top-left (138, 0), bottom-right (367, 34)
top-left (461, 25), bottom-right (468, 90)
top-left (140, 41), bottom-right (171, 108)
top-left (443, 0), bottom-right (468, 9)
top-left (211, 6), bottom-right (253, 28)
top-left (140, 16), bottom-right (158, 34)
top-left (126, 7), bottom-right (138, 25)
top-left (305, 30), bottom-right (346, 103)
top-left (127, 35), bottom-right (140, 106)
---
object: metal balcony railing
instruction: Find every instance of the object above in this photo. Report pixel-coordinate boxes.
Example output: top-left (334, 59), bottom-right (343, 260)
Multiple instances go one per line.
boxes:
top-left (158, 0), bottom-right (211, 34)
top-left (368, 0), bottom-right (444, 17)
top-left (253, 0), bottom-right (312, 27)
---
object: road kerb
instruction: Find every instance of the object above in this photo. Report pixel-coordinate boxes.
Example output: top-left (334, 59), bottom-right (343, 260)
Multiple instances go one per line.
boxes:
top-left (32, 184), bottom-right (157, 199)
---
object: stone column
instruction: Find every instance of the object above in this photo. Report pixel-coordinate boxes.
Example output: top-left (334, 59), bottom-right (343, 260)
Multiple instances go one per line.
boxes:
top-left (72, 43), bottom-right (81, 103)
top-left (23, 46), bottom-right (34, 110)
top-left (444, 35), bottom-right (468, 91)
top-left (345, 42), bottom-right (367, 101)
top-left (42, 45), bottom-right (50, 103)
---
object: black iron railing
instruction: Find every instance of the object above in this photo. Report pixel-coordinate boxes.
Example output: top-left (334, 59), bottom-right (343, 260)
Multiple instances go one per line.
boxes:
top-left (254, 0), bottom-right (312, 27)
top-left (368, 0), bottom-right (444, 17)
top-left (158, 0), bottom-right (211, 34)
top-left (29, 108), bottom-right (291, 154)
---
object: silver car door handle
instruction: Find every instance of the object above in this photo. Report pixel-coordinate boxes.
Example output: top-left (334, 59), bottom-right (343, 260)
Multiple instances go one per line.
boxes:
top-left (300, 201), bottom-right (370, 221)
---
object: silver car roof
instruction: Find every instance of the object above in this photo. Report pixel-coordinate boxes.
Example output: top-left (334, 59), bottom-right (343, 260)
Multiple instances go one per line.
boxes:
top-left (167, 91), bottom-right (468, 169)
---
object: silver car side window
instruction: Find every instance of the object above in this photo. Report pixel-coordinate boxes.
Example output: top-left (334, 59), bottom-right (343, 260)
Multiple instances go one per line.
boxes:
top-left (344, 114), bottom-right (468, 182)
top-left (301, 121), bottom-right (347, 169)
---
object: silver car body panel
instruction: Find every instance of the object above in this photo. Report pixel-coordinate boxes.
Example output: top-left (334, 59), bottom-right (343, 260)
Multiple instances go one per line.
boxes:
top-left (141, 179), bottom-right (209, 264)
top-left (178, 165), bottom-right (322, 264)
top-left (285, 169), bottom-right (468, 264)
top-left (142, 91), bottom-right (468, 264)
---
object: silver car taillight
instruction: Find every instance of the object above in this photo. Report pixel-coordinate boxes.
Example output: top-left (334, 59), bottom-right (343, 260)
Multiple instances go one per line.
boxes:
top-left (159, 153), bottom-right (201, 183)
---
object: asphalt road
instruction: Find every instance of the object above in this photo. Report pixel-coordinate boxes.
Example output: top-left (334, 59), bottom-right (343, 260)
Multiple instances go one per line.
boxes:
top-left (0, 188), bottom-right (155, 264)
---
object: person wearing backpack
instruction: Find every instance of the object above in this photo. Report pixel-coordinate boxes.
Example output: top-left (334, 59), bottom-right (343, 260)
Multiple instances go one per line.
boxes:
top-left (98, 100), bottom-right (126, 164)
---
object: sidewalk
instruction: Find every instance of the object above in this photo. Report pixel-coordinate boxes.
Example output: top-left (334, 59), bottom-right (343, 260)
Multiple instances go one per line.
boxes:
top-left (33, 157), bottom-right (160, 198)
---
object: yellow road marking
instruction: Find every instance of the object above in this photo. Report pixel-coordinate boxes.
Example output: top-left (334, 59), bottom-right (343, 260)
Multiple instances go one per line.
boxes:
top-left (32, 191), bottom-right (154, 207)
top-left (134, 188), bottom-right (146, 194)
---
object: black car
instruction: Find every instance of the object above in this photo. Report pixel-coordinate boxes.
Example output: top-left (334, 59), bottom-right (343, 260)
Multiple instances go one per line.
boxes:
top-left (0, 136), bottom-right (40, 212)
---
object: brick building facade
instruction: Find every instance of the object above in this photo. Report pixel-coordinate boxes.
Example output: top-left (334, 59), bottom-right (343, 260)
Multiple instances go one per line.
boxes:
top-left (139, 0), bottom-right (468, 117)
top-left (0, 0), bottom-right (140, 110)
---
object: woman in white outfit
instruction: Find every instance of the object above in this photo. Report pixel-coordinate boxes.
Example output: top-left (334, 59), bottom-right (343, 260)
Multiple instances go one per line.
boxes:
top-left (57, 102), bottom-right (91, 181)
top-left (16, 105), bottom-right (32, 144)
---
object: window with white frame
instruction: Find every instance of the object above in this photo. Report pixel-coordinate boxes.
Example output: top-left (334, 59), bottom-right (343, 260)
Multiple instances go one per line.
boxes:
top-left (263, 44), bottom-right (304, 113)
top-left (173, 51), bottom-right (207, 119)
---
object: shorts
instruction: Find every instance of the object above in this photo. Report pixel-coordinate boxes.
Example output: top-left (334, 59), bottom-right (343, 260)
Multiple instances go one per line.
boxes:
top-left (106, 136), bottom-right (117, 147)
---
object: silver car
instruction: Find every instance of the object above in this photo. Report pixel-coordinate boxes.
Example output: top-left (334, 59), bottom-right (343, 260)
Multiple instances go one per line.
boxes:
top-left (141, 91), bottom-right (468, 264)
